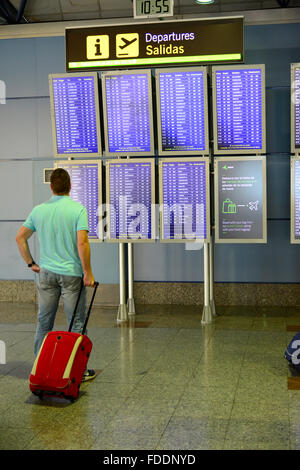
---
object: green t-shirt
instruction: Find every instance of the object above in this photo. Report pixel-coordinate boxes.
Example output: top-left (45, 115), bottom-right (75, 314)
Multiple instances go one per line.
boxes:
top-left (23, 196), bottom-right (89, 277)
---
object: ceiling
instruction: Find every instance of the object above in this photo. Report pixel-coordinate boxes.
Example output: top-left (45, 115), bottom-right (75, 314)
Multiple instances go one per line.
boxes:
top-left (1, 0), bottom-right (300, 25)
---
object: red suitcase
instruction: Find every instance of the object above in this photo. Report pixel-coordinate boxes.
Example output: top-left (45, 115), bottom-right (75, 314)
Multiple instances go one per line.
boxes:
top-left (29, 281), bottom-right (99, 402)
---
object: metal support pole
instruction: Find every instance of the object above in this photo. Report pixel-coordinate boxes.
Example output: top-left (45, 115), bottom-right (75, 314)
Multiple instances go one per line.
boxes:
top-left (127, 242), bottom-right (136, 315)
top-left (117, 243), bottom-right (128, 323)
top-left (209, 239), bottom-right (217, 317)
top-left (201, 241), bottom-right (213, 325)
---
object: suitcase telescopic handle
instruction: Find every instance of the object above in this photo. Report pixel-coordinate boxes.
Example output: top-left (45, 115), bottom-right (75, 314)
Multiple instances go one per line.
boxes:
top-left (82, 282), bottom-right (99, 335)
top-left (68, 279), bottom-right (99, 334)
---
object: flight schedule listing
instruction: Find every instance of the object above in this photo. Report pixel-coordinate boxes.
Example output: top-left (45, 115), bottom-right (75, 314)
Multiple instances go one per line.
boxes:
top-left (215, 68), bottom-right (263, 151)
top-left (52, 75), bottom-right (99, 155)
top-left (217, 159), bottom-right (264, 241)
top-left (104, 73), bottom-right (152, 154)
top-left (294, 67), bottom-right (300, 149)
top-left (293, 160), bottom-right (300, 239)
top-left (58, 162), bottom-right (100, 239)
top-left (161, 160), bottom-right (207, 240)
top-left (108, 161), bottom-right (153, 240)
top-left (158, 70), bottom-right (207, 153)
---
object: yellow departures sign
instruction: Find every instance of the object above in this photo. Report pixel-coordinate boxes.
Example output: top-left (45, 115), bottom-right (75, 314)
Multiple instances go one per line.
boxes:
top-left (66, 17), bottom-right (244, 71)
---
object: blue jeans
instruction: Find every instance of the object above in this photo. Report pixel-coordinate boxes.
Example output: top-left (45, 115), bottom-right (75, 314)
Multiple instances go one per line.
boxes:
top-left (34, 269), bottom-right (86, 357)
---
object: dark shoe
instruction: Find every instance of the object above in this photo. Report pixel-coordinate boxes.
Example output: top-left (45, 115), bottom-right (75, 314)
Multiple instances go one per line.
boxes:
top-left (82, 369), bottom-right (96, 382)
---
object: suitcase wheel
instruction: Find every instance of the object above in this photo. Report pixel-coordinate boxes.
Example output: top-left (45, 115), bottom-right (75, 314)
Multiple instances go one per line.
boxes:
top-left (66, 395), bottom-right (75, 403)
top-left (32, 391), bottom-right (44, 400)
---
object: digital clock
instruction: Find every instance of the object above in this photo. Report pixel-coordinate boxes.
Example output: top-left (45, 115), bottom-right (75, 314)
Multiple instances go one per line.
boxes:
top-left (133, 0), bottom-right (174, 19)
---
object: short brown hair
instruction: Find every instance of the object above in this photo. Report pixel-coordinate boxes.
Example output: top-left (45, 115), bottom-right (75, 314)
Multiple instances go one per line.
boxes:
top-left (50, 168), bottom-right (71, 195)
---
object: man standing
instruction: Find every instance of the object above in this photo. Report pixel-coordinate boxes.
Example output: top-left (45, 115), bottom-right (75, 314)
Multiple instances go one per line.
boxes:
top-left (16, 168), bottom-right (96, 381)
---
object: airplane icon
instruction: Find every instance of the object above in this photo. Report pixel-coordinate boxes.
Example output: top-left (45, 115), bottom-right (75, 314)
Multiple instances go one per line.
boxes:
top-left (248, 201), bottom-right (259, 211)
top-left (116, 33), bottom-right (139, 58)
top-left (119, 37), bottom-right (138, 49)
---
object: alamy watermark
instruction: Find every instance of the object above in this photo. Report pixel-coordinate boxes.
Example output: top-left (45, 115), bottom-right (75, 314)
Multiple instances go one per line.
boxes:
top-left (0, 340), bottom-right (6, 364)
top-left (0, 80), bottom-right (6, 104)
top-left (97, 201), bottom-right (206, 241)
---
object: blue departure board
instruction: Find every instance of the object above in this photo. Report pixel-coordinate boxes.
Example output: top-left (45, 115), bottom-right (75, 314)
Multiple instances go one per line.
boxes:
top-left (49, 73), bottom-right (101, 157)
top-left (159, 158), bottom-right (209, 241)
top-left (292, 65), bottom-right (300, 152)
top-left (213, 65), bottom-right (265, 154)
top-left (292, 157), bottom-right (300, 242)
top-left (102, 71), bottom-right (154, 156)
top-left (156, 68), bottom-right (209, 155)
top-left (55, 161), bottom-right (102, 241)
top-left (106, 159), bottom-right (155, 242)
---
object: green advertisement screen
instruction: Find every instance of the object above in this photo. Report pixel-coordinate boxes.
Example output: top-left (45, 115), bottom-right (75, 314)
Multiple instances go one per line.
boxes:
top-left (215, 157), bottom-right (267, 244)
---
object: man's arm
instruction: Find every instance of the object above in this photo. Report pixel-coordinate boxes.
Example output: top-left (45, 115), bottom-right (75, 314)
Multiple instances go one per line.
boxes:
top-left (16, 226), bottom-right (40, 273)
top-left (77, 230), bottom-right (95, 287)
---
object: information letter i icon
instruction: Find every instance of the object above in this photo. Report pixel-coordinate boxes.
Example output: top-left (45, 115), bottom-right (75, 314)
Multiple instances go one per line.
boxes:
top-left (86, 35), bottom-right (110, 60)
top-left (95, 39), bottom-right (101, 56)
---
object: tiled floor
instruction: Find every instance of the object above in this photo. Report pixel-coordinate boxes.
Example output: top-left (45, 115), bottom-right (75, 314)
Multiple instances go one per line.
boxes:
top-left (1, 301), bottom-right (300, 450)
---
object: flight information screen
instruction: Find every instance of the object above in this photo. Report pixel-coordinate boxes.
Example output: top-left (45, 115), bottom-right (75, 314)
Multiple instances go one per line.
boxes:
top-left (214, 67), bottom-right (264, 153)
top-left (159, 158), bottom-right (208, 241)
top-left (107, 159), bottom-right (154, 241)
top-left (157, 68), bottom-right (208, 154)
top-left (55, 161), bottom-right (101, 240)
top-left (293, 66), bottom-right (300, 150)
top-left (215, 157), bottom-right (266, 243)
top-left (292, 158), bottom-right (300, 241)
top-left (50, 74), bottom-right (101, 157)
top-left (103, 71), bottom-right (153, 155)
